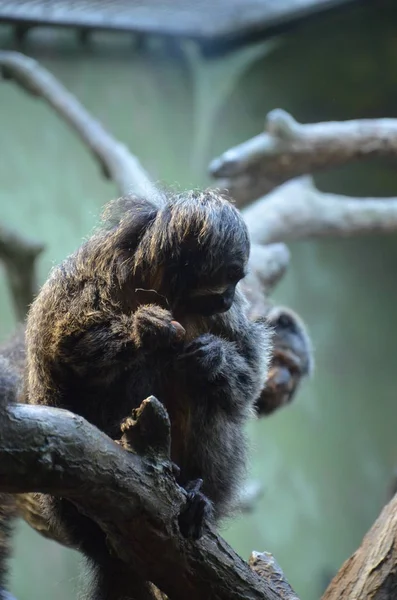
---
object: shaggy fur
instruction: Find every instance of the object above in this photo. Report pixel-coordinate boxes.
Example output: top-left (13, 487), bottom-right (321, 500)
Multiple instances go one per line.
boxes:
top-left (2, 190), bottom-right (271, 600)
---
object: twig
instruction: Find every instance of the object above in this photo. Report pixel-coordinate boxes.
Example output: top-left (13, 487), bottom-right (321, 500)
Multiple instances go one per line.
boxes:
top-left (0, 51), bottom-right (156, 199)
top-left (210, 109), bottom-right (397, 203)
top-left (322, 493), bottom-right (397, 599)
top-left (242, 176), bottom-right (397, 245)
top-left (0, 224), bottom-right (44, 320)
top-left (0, 397), bottom-right (299, 600)
top-left (249, 552), bottom-right (300, 600)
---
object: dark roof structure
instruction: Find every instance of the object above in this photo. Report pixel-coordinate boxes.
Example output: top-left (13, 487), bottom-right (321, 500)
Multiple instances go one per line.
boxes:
top-left (0, 0), bottom-right (362, 43)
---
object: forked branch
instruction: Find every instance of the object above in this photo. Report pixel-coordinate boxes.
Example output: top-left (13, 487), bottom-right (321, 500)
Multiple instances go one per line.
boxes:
top-left (242, 176), bottom-right (397, 245)
top-left (210, 109), bottom-right (397, 203)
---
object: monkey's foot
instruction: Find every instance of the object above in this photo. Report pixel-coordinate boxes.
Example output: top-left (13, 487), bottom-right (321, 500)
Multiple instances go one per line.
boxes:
top-left (178, 479), bottom-right (212, 540)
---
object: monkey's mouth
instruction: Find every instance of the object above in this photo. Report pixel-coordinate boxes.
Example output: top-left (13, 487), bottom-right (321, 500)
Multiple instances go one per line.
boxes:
top-left (190, 294), bottom-right (233, 316)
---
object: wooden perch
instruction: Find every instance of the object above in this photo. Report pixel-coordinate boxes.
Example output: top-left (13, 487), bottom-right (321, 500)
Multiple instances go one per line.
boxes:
top-left (322, 493), bottom-right (397, 599)
top-left (210, 109), bottom-right (397, 204)
top-left (242, 176), bottom-right (397, 245)
top-left (0, 396), bottom-right (299, 600)
top-left (0, 224), bottom-right (44, 320)
top-left (0, 51), bottom-right (156, 199)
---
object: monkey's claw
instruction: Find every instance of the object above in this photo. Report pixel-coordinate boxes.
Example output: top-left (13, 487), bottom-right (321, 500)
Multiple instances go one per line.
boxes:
top-left (178, 479), bottom-right (212, 540)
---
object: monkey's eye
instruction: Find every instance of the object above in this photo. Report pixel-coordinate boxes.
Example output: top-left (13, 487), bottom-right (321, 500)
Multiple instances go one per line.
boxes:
top-left (226, 265), bottom-right (245, 283)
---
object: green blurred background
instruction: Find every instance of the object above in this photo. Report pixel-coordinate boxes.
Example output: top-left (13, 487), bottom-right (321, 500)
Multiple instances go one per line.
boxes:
top-left (1, 2), bottom-right (397, 599)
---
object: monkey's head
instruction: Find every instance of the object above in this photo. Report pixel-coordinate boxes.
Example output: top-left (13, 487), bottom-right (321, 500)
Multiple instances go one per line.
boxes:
top-left (103, 190), bottom-right (250, 317)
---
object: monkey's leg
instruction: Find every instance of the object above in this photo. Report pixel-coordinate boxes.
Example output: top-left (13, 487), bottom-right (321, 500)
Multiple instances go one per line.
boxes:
top-left (83, 557), bottom-right (156, 600)
top-left (56, 305), bottom-right (184, 373)
top-left (48, 498), bottom-right (154, 600)
top-left (177, 325), bottom-right (269, 413)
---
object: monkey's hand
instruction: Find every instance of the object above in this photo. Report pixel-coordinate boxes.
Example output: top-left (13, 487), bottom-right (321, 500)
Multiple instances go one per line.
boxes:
top-left (178, 479), bottom-right (213, 540)
top-left (177, 325), bottom-right (270, 413)
top-left (53, 306), bottom-right (184, 372)
top-left (133, 305), bottom-right (185, 352)
top-left (177, 333), bottom-right (226, 381)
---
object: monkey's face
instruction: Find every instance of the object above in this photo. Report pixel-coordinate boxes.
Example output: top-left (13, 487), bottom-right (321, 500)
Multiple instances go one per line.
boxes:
top-left (132, 191), bottom-right (251, 318)
top-left (184, 263), bottom-right (246, 316)
top-left (172, 250), bottom-right (249, 318)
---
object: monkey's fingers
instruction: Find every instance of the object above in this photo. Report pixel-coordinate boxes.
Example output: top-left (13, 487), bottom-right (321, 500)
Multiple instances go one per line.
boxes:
top-left (133, 306), bottom-right (185, 350)
top-left (177, 334), bottom-right (224, 378)
top-left (170, 321), bottom-right (186, 343)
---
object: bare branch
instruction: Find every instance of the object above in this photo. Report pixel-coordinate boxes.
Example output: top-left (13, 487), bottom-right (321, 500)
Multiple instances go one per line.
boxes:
top-left (322, 493), bottom-right (397, 600)
top-left (0, 398), bottom-right (298, 600)
top-left (0, 51), bottom-right (156, 198)
top-left (242, 176), bottom-right (397, 245)
top-left (210, 109), bottom-right (397, 204)
top-left (0, 224), bottom-right (44, 320)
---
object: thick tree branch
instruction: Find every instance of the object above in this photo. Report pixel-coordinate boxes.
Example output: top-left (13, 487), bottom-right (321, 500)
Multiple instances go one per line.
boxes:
top-left (322, 493), bottom-right (397, 599)
top-left (210, 109), bottom-right (397, 204)
top-left (0, 397), bottom-right (299, 600)
top-left (242, 176), bottom-right (397, 245)
top-left (0, 51), bottom-right (156, 198)
top-left (0, 224), bottom-right (44, 320)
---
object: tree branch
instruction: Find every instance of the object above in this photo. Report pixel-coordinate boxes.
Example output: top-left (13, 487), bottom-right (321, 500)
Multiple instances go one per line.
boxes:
top-left (0, 397), bottom-right (299, 600)
top-left (322, 493), bottom-right (397, 599)
top-left (210, 109), bottom-right (397, 204)
top-left (0, 51), bottom-right (156, 199)
top-left (242, 176), bottom-right (397, 245)
top-left (249, 552), bottom-right (300, 600)
top-left (0, 224), bottom-right (44, 320)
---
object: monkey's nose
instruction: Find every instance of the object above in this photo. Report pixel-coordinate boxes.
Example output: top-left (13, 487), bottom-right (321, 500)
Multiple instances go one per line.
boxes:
top-left (219, 296), bottom-right (233, 312)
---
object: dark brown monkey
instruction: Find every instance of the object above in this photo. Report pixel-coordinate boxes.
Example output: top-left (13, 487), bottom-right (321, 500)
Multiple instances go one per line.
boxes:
top-left (12, 190), bottom-right (270, 599)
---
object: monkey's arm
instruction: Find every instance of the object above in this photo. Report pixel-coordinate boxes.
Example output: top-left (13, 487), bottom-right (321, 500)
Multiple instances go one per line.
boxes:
top-left (177, 319), bottom-right (269, 413)
top-left (46, 303), bottom-right (183, 372)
